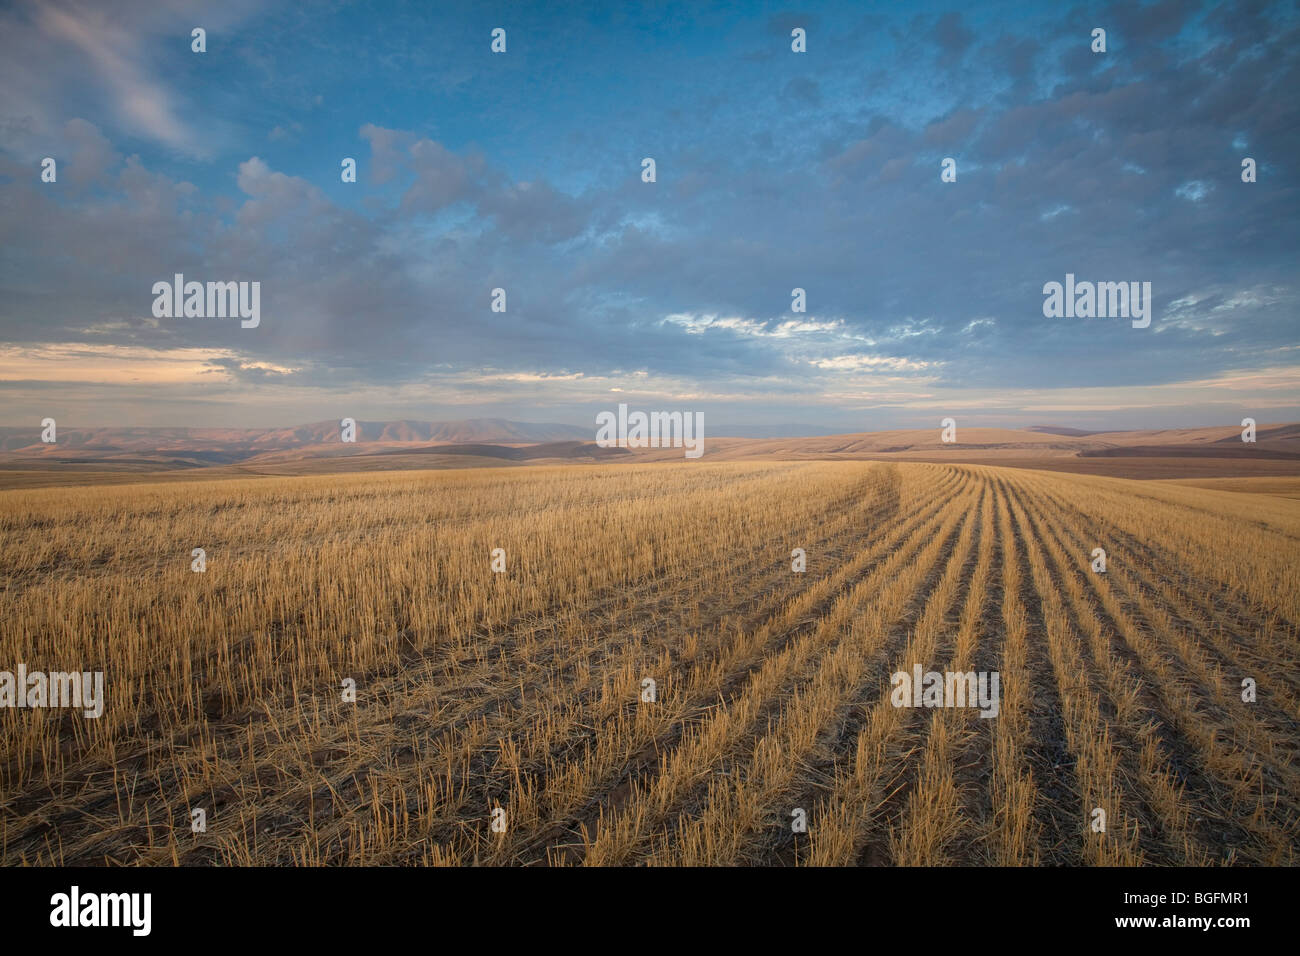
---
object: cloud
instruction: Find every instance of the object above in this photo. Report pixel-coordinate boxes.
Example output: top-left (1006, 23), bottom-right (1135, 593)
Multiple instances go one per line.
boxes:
top-left (0, 0), bottom-right (1295, 430)
top-left (783, 76), bottom-right (822, 106)
top-left (931, 11), bottom-right (974, 58)
top-left (810, 354), bottom-right (934, 372)
top-left (360, 124), bottom-right (496, 214)
top-left (36, 4), bottom-right (196, 153)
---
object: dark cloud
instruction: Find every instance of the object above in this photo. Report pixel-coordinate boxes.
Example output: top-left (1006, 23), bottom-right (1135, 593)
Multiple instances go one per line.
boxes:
top-left (931, 12), bottom-right (974, 58)
top-left (783, 76), bottom-right (822, 106)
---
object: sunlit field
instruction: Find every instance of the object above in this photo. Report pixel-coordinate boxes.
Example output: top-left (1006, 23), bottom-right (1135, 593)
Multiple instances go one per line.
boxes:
top-left (2, 461), bottom-right (1296, 865)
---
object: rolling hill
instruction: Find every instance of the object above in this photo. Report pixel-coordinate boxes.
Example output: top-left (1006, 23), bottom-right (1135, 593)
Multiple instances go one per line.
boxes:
top-left (1, 420), bottom-right (1297, 487)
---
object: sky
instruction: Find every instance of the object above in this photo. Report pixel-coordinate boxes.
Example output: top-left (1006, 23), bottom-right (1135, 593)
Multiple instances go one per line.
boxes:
top-left (0, 0), bottom-right (1297, 433)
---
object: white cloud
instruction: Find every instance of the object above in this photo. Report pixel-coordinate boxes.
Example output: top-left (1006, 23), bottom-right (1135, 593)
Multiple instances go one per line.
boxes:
top-left (810, 354), bottom-right (933, 372)
top-left (37, 5), bottom-right (197, 154)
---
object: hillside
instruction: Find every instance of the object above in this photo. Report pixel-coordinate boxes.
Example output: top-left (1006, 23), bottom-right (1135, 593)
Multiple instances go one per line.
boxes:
top-left (1, 421), bottom-right (1297, 488)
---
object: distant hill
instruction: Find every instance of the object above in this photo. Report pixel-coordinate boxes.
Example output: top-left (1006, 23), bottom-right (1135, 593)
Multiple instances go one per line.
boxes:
top-left (1025, 425), bottom-right (1100, 437)
top-left (0, 418), bottom-right (591, 458)
top-left (618, 424), bottom-right (1300, 479)
top-left (2, 420), bottom-right (1297, 485)
top-left (373, 440), bottom-right (630, 461)
top-left (710, 423), bottom-right (854, 438)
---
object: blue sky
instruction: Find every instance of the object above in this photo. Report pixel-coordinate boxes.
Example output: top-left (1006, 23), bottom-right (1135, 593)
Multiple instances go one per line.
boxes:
top-left (1, 0), bottom-right (1297, 432)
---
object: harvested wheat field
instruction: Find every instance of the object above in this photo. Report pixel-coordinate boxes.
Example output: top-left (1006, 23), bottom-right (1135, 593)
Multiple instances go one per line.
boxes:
top-left (1, 460), bottom-right (1297, 866)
